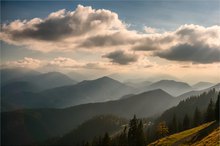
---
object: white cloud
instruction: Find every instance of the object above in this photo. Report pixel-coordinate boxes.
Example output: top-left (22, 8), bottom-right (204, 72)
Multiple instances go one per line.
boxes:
top-left (47, 57), bottom-right (83, 68)
top-left (0, 4), bottom-right (220, 64)
top-left (0, 5), bottom-right (126, 52)
top-left (1, 57), bottom-right (42, 69)
top-left (144, 26), bottom-right (157, 34)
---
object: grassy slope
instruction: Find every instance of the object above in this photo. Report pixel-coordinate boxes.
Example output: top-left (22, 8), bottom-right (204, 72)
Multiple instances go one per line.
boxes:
top-left (190, 126), bottom-right (220, 146)
top-left (149, 122), bottom-right (213, 146)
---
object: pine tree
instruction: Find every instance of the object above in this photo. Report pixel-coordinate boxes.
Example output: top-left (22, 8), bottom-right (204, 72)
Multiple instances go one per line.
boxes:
top-left (183, 114), bottom-right (190, 130)
top-left (205, 99), bottom-right (215, 122)
top-left (171, 114), bottom-right (177, 133)
top-left (118, 126), bottom-right (128, 146)
top-left (102, 132), bottom-right (110, 146)
top-left (128, 115), bottom-right (138, 146)
top-left (136, 120), bottom-right (146, 146)
top-left (215, 92), bottom-right (220, 122)
top-left (177, 121), bottom-right (182, 132)
top-left (193, 107), bottom-right (201, 127)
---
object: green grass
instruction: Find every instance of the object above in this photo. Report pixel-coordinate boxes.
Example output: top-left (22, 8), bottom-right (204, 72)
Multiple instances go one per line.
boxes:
top-left (149, 122), bottom-right (213, 146)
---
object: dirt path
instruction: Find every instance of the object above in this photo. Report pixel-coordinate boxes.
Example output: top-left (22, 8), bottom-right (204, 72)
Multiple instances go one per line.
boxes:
top-left (171, 122), bottom-right (219, 146)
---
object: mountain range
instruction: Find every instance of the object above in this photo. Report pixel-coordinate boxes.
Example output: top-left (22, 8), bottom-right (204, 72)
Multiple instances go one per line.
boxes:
top-left (1, 68), bottom-right (219, 112)
top-left (1, 68), bottom-right (220, 146)
top-left (2, 76), bottom-right (135, 111)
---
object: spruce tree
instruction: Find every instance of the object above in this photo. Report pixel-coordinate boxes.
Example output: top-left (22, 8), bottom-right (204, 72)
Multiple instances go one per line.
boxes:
top-left (193, 107), bottom-right (201, 127)
top-left (215, 92), bottom-right (220, 122)
top-left (205, 99), bottom-right (215, 122)
top-left (102, 132), bottom-right (110, 146)
top-left (128, 115), bottom-right (138, 146)
top-left (183, 114), bottom-right (190, 130)
top-left (177, 121), bottom-right (182, 132)
top-left (136, 120), bottom-right (146, 146)
top-left (171, 114), bottom-right (177, 133)
top-left (118, 126), bottom-right (128, 146)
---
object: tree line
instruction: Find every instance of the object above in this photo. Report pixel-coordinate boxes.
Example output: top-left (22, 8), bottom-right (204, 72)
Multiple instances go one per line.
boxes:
top-left (77, 92), bottom-right (220, 146)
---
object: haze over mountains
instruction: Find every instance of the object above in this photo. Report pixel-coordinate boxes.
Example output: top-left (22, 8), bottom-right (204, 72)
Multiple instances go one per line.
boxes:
top-left (1, 68), bottom-right (77, 90)
top-left (142, 80), bottom-right (192, 96)
top-left (1, 67), bottom-right (220, 145)
top-left (192, 82), bottom-right (215, 90)
top-left (1, 68), bottom-right (219, 112)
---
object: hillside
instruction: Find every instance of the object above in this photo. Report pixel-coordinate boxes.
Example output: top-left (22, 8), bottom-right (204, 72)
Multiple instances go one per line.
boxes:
top-left (177, 83), bottom-right (220, 101)
top-left (149, 122), bottom-right (214, 146)
top-left (190, 126), bottom-right (220, 146)
top-left (158, 89), bottom-right (218, 124)
top-left (1, 89), bottom-right (175, 145)
top-left (55, 115), bottom-right (128, 146)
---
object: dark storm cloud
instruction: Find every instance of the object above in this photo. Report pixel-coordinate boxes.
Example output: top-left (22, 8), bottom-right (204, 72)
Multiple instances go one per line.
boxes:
top-left (155, 43), bottom-right (220, 63)
top-left (103, 50), bottom-right (138, 65)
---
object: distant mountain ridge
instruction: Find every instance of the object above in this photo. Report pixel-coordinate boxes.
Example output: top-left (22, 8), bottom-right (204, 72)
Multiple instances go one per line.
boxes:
top-left (1, 68), bottom-right (41, 86)
top-left (39, 76), bottom-right (136, 107)
top-left (1, 76), bottom-right (136, 111)
top-left (146, 80), bottom-right (192, 96)
top-left (177, 83), bottom-right (220, 101)
top-left (192, 82), bottom-right (214, 90)
top-left (1, 68), bottom-right (77, 90)
top-left (22, 71), bottom-right (77, 90)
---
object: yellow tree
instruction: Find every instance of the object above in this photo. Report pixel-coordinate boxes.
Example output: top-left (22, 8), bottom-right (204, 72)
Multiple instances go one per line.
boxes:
top-left (157, 121), bottom-right (169, 138)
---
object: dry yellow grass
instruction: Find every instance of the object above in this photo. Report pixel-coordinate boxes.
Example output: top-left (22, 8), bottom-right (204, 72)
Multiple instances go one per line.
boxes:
top-left (149, 122), bottom-right (213, 146)
top-left (190, 126), bottom-right (220, 146)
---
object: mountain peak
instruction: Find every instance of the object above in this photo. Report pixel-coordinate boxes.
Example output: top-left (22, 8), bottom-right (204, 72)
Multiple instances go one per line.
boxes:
top-left (140, 89), bottom-right (173, 97)
top-left (97, 76), bottom-right (115, 81)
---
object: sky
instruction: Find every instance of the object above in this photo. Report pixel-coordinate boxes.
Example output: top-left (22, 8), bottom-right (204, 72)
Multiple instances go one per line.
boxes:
top-left (1, 0), bottom-right (220, 83)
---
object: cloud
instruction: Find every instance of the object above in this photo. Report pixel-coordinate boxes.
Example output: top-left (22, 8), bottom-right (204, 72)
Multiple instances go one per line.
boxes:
top-left (144, 26), bottom-right (157, 34)
top-left (84, 63), bottom-right (106, 70)
top-left (132, 42), bottom-right (160, 51)
top-left (1, 4), bottom-right (220, 65)
top-left (1, 57), bottom-right (42, 69)
top-left (1, 57), bottom-right (107, 70)
top-left (47, 57), bottom-right (83, 68)
top-left (77, 31), bottom-right (138, 48)
top-left (155, 43), bottom-right (220, 63)
top-left (0, 5), bottom-right (126, 52)
top-left (103, 50), bottom-right (138, 65)
top-left (2, 5), bottom-right (124, 41)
